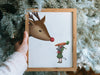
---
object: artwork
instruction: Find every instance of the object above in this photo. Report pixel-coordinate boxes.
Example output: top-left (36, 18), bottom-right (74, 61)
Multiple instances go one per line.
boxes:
top-left (29, 12), bottom-right (54, 42)
top-left (55, 41), bottom-right (69, 63)
top-left (25, 9), bottom-right (77, 71)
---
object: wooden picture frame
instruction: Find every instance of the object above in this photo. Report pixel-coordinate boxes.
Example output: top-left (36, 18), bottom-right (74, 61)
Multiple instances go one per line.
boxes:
top-left (25, 8), bottom-right (77, 71)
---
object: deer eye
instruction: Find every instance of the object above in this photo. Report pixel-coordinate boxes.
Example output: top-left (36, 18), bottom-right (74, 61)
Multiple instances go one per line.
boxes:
top-left (39, 30), bottom-right (42, 32)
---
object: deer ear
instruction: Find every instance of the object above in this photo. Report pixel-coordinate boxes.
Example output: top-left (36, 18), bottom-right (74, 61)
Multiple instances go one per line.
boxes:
top-left (41, 16), bottom-right (45, 23)
top-left (29, 20), bottom-right (35, 26)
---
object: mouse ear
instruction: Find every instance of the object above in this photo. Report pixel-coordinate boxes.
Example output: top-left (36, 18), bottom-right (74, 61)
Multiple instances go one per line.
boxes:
top-left (41, 16), bottom-right (45, 23)
top-left (29, 20), bottom-right (35, 26)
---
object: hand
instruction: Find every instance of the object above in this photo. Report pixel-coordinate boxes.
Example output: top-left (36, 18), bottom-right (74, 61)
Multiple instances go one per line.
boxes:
top-left (15, 31), bottom-right (28, 55)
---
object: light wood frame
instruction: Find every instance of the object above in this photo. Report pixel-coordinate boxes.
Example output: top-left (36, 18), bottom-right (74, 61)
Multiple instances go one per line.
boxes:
top-left (25, 8), bottom-right (77, 71)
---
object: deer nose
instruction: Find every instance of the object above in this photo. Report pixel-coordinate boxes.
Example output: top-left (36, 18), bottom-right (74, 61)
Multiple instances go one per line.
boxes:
top-left (50, 37), bottom-right (54, 42)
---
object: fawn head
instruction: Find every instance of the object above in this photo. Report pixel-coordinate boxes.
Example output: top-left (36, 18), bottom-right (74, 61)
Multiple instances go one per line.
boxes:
top-left (29, 12), bottom-right (54, 42)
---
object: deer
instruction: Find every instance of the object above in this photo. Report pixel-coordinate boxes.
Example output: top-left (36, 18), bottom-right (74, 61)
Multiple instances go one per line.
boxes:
top-left (29, 12), bottom-right (54, 42)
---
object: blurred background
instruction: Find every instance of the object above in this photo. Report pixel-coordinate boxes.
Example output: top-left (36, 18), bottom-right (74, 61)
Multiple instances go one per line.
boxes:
top-left (0, 0), bottom-right (100, 75)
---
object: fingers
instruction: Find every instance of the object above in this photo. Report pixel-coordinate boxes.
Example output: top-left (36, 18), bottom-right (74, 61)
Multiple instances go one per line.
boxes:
top-left (15, 41), bottom-right (20, 51)
top-left (22, 31), bottom-right (28, 45)
top-left (15, 42), bottom-right (20, 46)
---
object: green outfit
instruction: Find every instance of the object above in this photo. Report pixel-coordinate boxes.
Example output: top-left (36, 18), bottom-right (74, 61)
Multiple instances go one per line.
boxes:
top-left (57, 47), bottom-right (65, 58)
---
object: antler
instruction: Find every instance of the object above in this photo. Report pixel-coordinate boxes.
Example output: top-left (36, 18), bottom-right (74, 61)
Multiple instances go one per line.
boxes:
top-left (29, 13), bottom-right (35, 21)
top-left (32, 12), bottom-right (40, 21)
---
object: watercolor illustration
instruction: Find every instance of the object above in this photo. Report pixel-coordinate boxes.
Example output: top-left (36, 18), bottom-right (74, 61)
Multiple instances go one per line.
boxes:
top-left (29, 12), bottom-right (54, 42)
top-left (55, 41), bottom-right (69, 63)
top-left (28, 12), bottom-right (73, 68)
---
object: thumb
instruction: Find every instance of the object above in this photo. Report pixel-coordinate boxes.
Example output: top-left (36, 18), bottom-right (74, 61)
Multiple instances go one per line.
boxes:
top-left (22, 31), bottom-right (28, 45)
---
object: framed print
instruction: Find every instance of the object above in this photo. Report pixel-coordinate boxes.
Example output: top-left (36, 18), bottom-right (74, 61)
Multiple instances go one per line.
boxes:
top-left (25, 8), bottom-right (77, 71)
